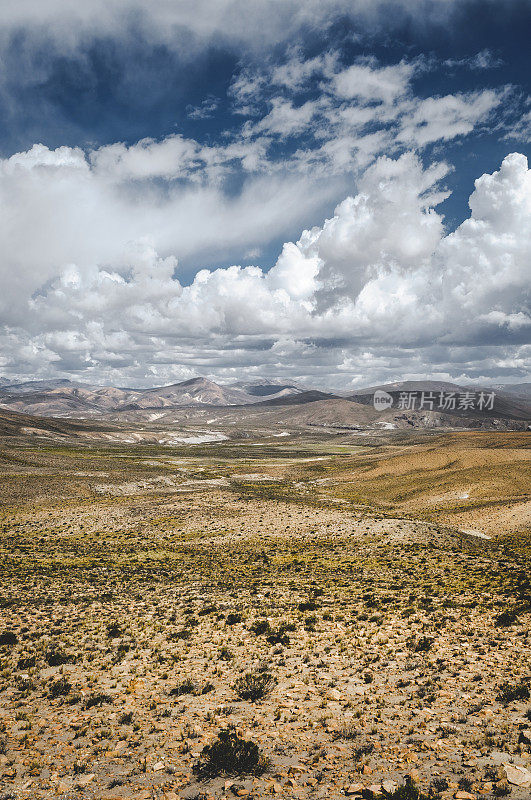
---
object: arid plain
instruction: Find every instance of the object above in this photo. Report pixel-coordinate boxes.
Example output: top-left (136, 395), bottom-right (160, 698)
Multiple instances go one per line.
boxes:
top-left (0, 420), bottom-right (530, 800)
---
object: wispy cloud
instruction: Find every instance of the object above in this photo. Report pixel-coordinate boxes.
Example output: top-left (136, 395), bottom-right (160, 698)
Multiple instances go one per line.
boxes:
top-left (186, 96), bottom-right (220, 119)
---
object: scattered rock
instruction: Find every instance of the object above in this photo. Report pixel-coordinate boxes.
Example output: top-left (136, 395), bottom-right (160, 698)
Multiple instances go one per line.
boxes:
top-left (76, 772), bottom-right (95, 786)
top-left (345, 784), bottom-right (364, 795)
top-left (382, 780), bottom-right (398, 794)
top-left (504, 763), bottom-right (531, 787)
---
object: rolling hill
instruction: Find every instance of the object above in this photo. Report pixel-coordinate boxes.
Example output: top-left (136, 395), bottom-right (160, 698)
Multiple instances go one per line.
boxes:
top-left (0, 375), bottom-right (529, 429)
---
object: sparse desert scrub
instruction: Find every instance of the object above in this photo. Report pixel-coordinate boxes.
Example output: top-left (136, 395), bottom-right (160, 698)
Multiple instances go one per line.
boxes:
top-left (0, 430), bottom-right (529, 799)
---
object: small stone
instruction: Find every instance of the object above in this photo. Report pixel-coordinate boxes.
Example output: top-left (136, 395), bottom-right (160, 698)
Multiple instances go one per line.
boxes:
top-left (362, 765), bottom-right (372, 775)
top-left (76, 772), bottom-right (95, 786)
top-left (504, 764), bottom-right (531, 787)
top-left (345, 783), bottom-right (364, 795)
top-left (382, 781), bottom-right (398, 794)
top-left (153, 760), bottom-right (165, 771)
top-left (328, 689), bottom-right (342, 701)
top-left (455, 792), bottom-right (475, 800)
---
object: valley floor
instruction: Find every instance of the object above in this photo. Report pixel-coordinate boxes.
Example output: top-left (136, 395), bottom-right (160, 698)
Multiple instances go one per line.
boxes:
top-left (0, 430), bottom-right (529, 800)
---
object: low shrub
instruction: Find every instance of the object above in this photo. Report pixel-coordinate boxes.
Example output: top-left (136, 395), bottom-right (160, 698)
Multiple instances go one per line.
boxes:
top-left (250, 620), bottom-right (271, 636)
top-left (233, 671), bottom-right (275, 701)
top-left (85, 692), bottom-right (112, 708)
top-left (48, 677), bottom-right (72, 698)
top-left (193, 726), bottom-right (270, 778)
top-left (106, 622), bottom-right (122, 638)
top-left (497, 681), bottom-right (530, 704)
top-left (169, 678), bottom-right (197, 697)
top-left (45, 646), bottom-right (71, 666)
top-left (226, 613), bottom-right (243, 626)
top-left (0, 631), bottom-right (18, 647)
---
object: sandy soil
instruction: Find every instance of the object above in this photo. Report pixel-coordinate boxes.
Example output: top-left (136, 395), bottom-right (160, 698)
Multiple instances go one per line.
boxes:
top-left (0, 431), bottom-right (529, 800)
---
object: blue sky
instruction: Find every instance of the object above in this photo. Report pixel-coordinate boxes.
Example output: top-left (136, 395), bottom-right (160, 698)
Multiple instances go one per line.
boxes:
top-left (0, 0), bottom-right (529, 387)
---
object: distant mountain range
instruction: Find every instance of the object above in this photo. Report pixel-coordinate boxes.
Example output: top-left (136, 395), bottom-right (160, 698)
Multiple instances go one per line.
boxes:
top-left (0, 377), bottom-right (305, 417)
top-left (0, 376), bottom-right (529, 427)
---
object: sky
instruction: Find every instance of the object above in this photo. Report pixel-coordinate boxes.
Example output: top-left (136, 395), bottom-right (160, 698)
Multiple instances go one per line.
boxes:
top-left (0, 0), bottom-right (530, 389)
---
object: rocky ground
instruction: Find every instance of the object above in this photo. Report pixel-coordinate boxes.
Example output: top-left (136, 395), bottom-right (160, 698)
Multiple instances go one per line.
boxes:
top-left (0, 432), bottom-right (529, 800)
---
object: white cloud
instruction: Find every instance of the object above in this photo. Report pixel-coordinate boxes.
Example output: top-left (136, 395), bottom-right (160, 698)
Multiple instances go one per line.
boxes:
top-left (438, 152), bottom-right (531, 334)
top-left (0, 139), bottom-right (344, 325)
top-left (308, 153), bottom-right (451, 308)
top-left (246, 98), bottom-right (320, 139)
top-left (90, 136), bottom-right (204, 181)
top-left (0, 1), bottom-right (472, 53)
top-left (232, 54), bottom-right (507, 174)
top-left (1, 152), bottom-right (529, 387)
top-left (331, 60), bottom-right (415, 103)
top-left (504, 108), bottom-right (531, 144)
top-left (444, 50), bottom-right (503, 70)
top-left (397, 90), bottom-right (503, 147)
top-left (270, 50), bottom-right (339, 90)
top-left (186, 96), bottom-right (219, 119)
top-left (0, 52), bottom-right (506, 333)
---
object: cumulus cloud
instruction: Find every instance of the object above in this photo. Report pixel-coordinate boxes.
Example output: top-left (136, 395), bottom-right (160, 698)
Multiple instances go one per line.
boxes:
top-left (0, 139), bottom-right (344, 324)
top-left (307, 153), bottom-right (451, 308)
top-left (0, 2), bottom-right (528, 388)
top-left (0, 47), bottom-right (510, 334)
top-left (1, 151), bottom-right (529, 387)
